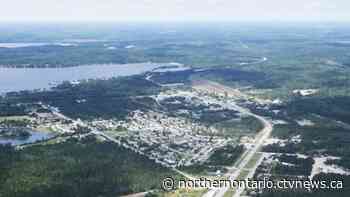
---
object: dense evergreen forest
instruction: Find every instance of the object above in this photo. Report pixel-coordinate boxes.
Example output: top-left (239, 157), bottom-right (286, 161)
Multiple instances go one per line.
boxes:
top-left (2, 75), bottom-right (161, 120)
top-left (0, 136), bottom-right (180, 197)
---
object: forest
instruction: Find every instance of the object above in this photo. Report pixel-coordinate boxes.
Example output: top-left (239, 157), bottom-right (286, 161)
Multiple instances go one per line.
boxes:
top-left (3, 75), bottom-right (161, 120)
top-left (0, 136), bottom-right (181, 197)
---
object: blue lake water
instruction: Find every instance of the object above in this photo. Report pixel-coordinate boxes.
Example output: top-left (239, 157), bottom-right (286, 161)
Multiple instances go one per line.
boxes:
top-left (0, 63), bottom-right (162, 93)
top-left (0, 130), bottom-right (55, 146)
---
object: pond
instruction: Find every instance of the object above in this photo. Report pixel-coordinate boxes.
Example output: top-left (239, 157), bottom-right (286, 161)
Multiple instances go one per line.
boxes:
top-left (0, 129), bottom-right (55, 146)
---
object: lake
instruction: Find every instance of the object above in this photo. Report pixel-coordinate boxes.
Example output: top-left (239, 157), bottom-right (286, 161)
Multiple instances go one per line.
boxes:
top-left (0, 62), bottom-right (165, 93)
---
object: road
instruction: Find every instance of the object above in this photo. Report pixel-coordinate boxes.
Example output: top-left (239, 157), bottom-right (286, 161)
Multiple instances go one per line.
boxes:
top-left (194, 81), bottom-right (273, 197)
top-left (43, 80), bottom-right (272, 197)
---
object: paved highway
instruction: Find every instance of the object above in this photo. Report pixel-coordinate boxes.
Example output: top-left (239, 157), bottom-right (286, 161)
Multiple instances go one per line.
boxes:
top-left (195, 81), bottom-right (273, 197)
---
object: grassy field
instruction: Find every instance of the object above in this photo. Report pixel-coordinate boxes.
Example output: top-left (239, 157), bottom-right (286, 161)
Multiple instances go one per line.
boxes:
top-left (160, 189), bottom-right (208, 197)
top-left (223, 188), bottom-right (236, 197)
top-left (0, 115), bottom-right (31, 121)
top-left (214, 116), bottom-right (263, 138)
top-left (244, 152), bottom-right (263, 170)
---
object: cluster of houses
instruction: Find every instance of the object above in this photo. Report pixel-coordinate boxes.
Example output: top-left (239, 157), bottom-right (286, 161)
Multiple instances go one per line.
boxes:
top-left (90, 110), bottom-right (226, 167)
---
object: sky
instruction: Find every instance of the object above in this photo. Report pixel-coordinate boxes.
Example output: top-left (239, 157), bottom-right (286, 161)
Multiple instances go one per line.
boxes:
top-left (0, 0), bottom-right (350, 22)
